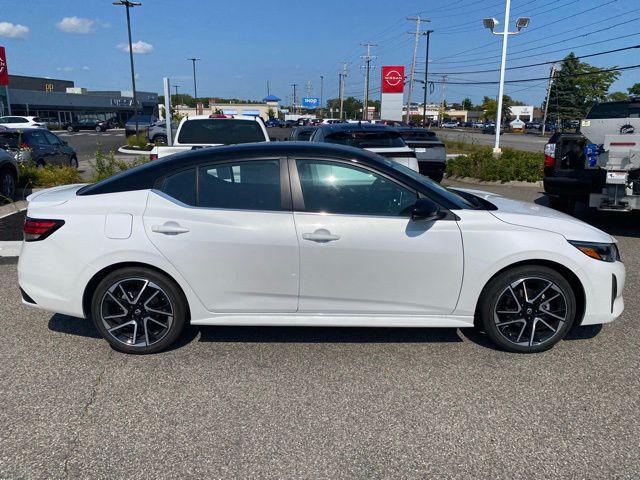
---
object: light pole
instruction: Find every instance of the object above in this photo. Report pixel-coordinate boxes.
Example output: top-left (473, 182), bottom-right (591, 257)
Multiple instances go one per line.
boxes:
top-left (173, 84), bottom-right (180, 117)
top-left (320, 75), bottom-right (324, 118)
top-left (113, 0), bottom-right (141, 136)
top-left (188, 57), bottom-right (200, 106)
top-left (421, 30), bottom-right (433, 127)
top-left (483, 3), bottom-right (530, 154)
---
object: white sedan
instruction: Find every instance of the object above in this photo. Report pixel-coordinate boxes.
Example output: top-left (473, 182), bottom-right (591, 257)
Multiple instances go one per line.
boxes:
top-left (18, 143), bottom-right (625, 354)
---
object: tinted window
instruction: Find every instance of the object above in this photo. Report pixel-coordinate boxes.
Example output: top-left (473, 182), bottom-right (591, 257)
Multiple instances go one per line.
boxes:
top-left (27, 130), bottom-right (51, 145)
top-left (0, 132), bottom-right (20, 148)
top-left (324, 130), bottom-right (405, 148)
top-left (178, 119), bottom-right (266, 144)
top-left (44, 131), bottom-right (62, 145)
top-left (399, 130), bottom-right (437, 140)
top-left (163, 168), bottom-right (196, 206)
top-left (127, 115), bottom-right (154, 124)
top-left (296, 160), bottom-right (417, 216)
top-left (198, 160), bottom-right (281, 210)
top-left (586, 102), bottom-right (628, 119)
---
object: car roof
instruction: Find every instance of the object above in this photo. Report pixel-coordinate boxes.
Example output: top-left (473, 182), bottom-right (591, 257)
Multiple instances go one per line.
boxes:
top-left (185, 115), bottom-right (261, 122)
top-left (78, 142), bottom-right (399, 196)
top-left (316, 122), bottom-right (398, 134)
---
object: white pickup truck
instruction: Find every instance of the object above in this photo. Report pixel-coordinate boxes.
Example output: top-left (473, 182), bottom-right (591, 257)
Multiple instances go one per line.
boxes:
top-left (149, 114), bottom-right (270, 159)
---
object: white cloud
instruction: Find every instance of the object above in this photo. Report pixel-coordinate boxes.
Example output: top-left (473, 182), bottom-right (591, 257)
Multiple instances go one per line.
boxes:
top-left (56, 16), bottom-right (95, 34)
top-left (57, 66), bottom-right (74, 72)
top-left (82, 65), bottom-right (91, 71)
top-left (117, 40), bottom-right (154, 54)
top-left (0, 22), bottom-right (29, 38)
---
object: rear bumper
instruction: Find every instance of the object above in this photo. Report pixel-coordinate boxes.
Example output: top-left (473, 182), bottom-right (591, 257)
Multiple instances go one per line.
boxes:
top-left (543, 169), bottom-right (603, 198)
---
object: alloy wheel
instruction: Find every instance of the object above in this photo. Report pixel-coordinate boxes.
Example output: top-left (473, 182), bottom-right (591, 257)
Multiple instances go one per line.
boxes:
top-left (493, 277), bottom-right (568, 348)
top-left (1, 172), bottom-right (15, 200)
top-left (100, 278), bottom-right (174, 348)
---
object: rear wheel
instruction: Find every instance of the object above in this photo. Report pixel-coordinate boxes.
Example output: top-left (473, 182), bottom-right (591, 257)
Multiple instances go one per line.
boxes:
top-left (67, 125), bottom-right (74, 132)
top-left (69, 156), bottom-right (78, 169)
top-left (153, 134), bottom-right (167, 145)
top-left (0, 167), bottom-right (16, 201)
top-left (478, 265), bottom-right (576, 353)
top-left (91, 267), bottom-right (187, 354)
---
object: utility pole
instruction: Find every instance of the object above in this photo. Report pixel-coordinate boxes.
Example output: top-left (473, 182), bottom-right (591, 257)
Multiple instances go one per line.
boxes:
top-left (439, 75), bottom-right (448, 127)
top-left (338, 62), bottom-right (349, 120)
top-left (320, 75), bottom-right (324, 118)
top-left (266, 80), bottom-right (270, 97)
top-left (421, 30), bottom-right (433, 126)
top-left (113, 0), bottom-right (142, 135)
top-left (406, 16), bottom-right (430, 123)
top-left (291, 83), bottom-right (298, 114)
top-left (360, 43), bottom-right (377, 121)
top-left (173, 84), bottom-right (180, 117)
top-left (541, 63), bottom-right (556, 136)
top-left (187, 57), bottom-right (200, 101)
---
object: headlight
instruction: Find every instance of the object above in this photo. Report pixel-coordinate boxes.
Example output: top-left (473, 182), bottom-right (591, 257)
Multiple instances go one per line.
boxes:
top-left (568, 240), bottom-right (620, 262)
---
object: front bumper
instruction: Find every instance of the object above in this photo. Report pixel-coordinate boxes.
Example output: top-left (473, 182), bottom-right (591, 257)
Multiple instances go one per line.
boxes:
top-left (577, 259), bottom-right (625, 325)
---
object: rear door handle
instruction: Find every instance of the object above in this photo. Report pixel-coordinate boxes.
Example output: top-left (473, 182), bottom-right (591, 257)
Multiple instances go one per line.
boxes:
top-left (302, 229), bottom-right (340, 243)
top-left (152, 223), bottom-right (190, 235)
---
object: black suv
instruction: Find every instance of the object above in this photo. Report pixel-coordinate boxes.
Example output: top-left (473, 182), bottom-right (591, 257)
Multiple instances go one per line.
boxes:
top-left (64, 117), bottom-right (112, 132)
top-left (0, 129), bottom-right (78, 168)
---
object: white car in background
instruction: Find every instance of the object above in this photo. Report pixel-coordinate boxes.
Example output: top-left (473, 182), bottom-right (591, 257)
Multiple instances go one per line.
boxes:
top-left (0, 115), bottom-right (46, 129)
top-left (18, 142), bottom-right (624, 355)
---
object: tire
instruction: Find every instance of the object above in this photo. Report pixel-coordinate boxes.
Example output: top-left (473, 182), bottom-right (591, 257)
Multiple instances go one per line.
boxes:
top-left (69, 156), bottom-right (78, 169)
top-left (67, 126), bottom-right (74, 132)
top-left (478, 265), bottom-right (576, 353)
top-left (153, 134), bottom-right (167, 145)
top-left (430, 172), bottom-right (444, 183)
top-left (0, 167), bottom-right (17, 201)
top-left (91, 267), bottom-right (187, 354)
top-left (95, 126), bottom-right (102, 132)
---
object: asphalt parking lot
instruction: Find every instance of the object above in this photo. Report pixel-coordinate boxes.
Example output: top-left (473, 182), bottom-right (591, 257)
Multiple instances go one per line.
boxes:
top-left (435, 128), bottom-right (549, 152)
top-left (1, 180), bottom-right (638, 478)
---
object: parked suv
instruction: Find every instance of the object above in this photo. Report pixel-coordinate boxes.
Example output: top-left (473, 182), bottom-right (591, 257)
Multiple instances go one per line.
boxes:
top-left (147, 121), bottom-right (178, 145)
top-left (310, 123), bottom-right (418, 171)
top-left (0, 116), bottom-right (46, 129)
top-left (0, 129), bottom-right (78, 168)
top-left (64, 117), bottom-right (112, 132)
top-left (396, 127), bottom-right (446, 182)
top-left (0, 147), bottom-right (18, 200)
top-left (125, 115), bottom-right (158, 136)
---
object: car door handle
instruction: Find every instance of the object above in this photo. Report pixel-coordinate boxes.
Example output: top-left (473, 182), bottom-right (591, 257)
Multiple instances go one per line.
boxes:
top-left (302, 229), bottom-right (340, 243)
top-left (152, 223), bottom-right (190, 234)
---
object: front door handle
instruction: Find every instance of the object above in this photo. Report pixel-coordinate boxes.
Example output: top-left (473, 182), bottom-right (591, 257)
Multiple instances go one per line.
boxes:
top-left (302, 229), bottom-right (340, 243)
top-left (152, 222), bottom-right (190, 235)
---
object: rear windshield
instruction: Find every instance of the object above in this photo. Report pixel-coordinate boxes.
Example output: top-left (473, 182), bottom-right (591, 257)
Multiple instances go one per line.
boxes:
top-left (177, 119), bottom-right (266, 144)
top-left (0, 132), bottom-right (21, 148)
top-left (324, 131), bottom-right (405, 148)
top-left (399, 130), bottom-right (438, 140)
top-left (294, 128), bottom-right (315, 141)
top-left (586, 101), bottom-right (640, 119)
top-left (127, 115), bottom-right (154, 123)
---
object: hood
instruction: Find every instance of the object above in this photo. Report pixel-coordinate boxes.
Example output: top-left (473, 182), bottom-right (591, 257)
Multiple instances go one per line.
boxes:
top-left (454, 188), bottom-right (614, 243)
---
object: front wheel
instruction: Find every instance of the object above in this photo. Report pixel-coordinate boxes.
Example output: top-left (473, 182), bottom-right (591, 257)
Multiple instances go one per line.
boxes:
top-left (478, 265), bottom-right (576, 353)
top-left (67, 126), bottom-right (74, 132)
top-left (69, 156), bottom-right (78, 169)
top-left (91, 267), bottom-right (187, 354)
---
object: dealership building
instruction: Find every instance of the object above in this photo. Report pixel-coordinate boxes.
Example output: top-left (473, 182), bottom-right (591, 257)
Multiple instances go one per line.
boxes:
top-left (0, 74), bottom-right (158, 124)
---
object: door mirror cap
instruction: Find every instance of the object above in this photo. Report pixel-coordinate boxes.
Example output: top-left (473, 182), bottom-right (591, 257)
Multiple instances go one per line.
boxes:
top-left (411, 198), bottom-right (441, 221)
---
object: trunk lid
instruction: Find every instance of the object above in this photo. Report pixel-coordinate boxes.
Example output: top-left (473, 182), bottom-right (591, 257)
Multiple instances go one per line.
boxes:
top-left (27, 184), bottom-right (87, 207)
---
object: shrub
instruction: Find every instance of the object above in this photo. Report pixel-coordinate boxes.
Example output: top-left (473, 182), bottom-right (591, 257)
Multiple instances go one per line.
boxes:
top-left (90, 148), bottom-right (149, 183)
top-left (446, 146), bottom-right (544, 182)
top-left (126, 133), bottom-right (149, 148)
top-left (18, 164), bottom-right (83, 188)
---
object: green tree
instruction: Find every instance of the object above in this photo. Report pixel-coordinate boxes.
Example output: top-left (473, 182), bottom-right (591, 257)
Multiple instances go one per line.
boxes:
top-left (546, 52), bottom-right (620, 121)
top-left (628, 83), bottom-right (640, 96)
top-left (461, 98), bottom-right (473, 110)
top-left (326, 97), bottom-right (363, 119)
top-left (607, 91), bottom-right (629, 102)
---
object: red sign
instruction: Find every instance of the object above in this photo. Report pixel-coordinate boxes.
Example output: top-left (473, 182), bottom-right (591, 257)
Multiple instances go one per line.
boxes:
top-left (381, 66), bottom-right (404, 93)
top-left (0, 47), bottom-right (8, 86)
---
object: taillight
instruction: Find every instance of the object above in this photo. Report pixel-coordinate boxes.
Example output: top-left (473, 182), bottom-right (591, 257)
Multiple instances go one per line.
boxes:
top-left (23, 218), bottom-right (64, 242)
top-left (20, 142), bottom-right (29, 149)
top-left (544, 142), bottom-right (556, 168)
top-left (150, 153), bottom-right (158, 161)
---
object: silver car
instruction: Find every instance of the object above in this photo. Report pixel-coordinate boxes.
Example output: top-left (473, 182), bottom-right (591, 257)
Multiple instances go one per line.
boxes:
top-left (147, 121), bottom-right (178, 145)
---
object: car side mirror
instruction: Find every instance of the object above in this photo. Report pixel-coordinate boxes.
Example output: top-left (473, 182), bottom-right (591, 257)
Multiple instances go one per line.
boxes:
top-left (411, 198), bottom-right (441, 221)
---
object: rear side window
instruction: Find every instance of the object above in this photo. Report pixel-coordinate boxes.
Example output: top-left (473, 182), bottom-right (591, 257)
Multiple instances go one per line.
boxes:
top-left (163, 168), bottom-right (196, 206)
top-left (400, 130), bottom-right (437, 140)
top-left (27, 130), bottom-right (51, 145)
top-left (0, 133), bottom-right (20, 148)
top-left (177, 120), bottom-right (266, 144)
top-left (586, 102), bottom-right (628, 119)
top-left (324, 131), bottom-right (405, 148)
top-left (198, 160), bottom-right (281, 210)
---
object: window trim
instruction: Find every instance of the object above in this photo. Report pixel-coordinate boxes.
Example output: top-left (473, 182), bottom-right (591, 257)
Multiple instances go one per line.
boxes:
top-left (288, 156), bottom-right (427, 218)
top-left (158, 157), bottom-right (292, 212)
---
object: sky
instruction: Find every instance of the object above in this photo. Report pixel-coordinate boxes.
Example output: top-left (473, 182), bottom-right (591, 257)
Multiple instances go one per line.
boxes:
top-left (1, 0), bottom-right (639, 108)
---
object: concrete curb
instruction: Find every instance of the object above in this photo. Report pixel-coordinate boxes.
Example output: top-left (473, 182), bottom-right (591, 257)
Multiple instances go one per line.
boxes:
top-left (0, 241), bottom-right (21, 258)
top-left (118, 146), bottom-right (152, 156)
top-left (445, 175), bottom-right (543, 188)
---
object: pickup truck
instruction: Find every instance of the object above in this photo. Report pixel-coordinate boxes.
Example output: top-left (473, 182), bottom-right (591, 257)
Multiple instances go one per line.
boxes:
top-left (150, 114), bottom-right (270, 159)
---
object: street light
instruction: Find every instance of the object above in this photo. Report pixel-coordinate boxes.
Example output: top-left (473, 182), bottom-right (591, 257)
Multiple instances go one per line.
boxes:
top-left (188, 57), bottom-right (200, 108)
top-left (113, 0), bottom-right (142, 135)
top-left (483, 0), bottom-right (530, 154)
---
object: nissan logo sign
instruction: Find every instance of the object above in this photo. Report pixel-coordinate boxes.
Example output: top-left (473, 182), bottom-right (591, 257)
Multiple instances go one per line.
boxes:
top-left (385, 70), bottom-right (403, 86)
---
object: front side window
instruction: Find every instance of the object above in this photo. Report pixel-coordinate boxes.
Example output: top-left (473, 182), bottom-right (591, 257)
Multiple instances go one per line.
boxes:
top-left (44, 131), bottom-right (61, 145)
top-left (28, 130), bottom-right (51, 146)
top-left (178, 119), bottom-right (266, 144)
top-left (198, 159), bottom-right (281, 210)
top-left (296, 159), bottom-right (417, 216)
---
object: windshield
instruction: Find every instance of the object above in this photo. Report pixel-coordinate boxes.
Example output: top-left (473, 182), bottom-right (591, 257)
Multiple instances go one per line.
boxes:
top-left (325, 131), bottom-right (405, 149)
top-left (177, 119), bottom-right (266, 144)
top-left (389, 161), bottom-right (475, 210)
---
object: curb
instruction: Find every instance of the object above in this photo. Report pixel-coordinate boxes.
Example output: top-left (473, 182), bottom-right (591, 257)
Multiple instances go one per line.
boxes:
top-left (445, 176), bottom-right (543, 188)
top-left (0, 241), bottom-right (21, 258)
top-left (118, 146), bottom-right (153, 156)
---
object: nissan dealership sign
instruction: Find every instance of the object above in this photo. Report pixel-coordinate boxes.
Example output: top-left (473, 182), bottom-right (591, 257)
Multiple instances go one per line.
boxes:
top-left (381, 65), bottom-right (404, 121)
